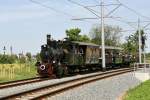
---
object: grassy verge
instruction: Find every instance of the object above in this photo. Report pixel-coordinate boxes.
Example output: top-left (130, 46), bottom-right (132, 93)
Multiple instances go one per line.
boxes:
top-left (0, 63), bottom-right (37, 83)
top-left (124, 80), bottom-right (150, 100)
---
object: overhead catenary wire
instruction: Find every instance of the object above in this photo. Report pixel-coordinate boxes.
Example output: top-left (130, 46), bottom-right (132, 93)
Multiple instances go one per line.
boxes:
top-left (102, 5), bottom-right (137, 30)
top-left (68, 0), bottom-right (124, 21)
top-left (93, 0), bottom-right (100, 4)
top-left (112, 18), bottom-right (137, 29)
top-left (85, 3), bottom-right (121, 8)
top-left (29, 0), bottom-right (75, 18)
top-left (29, 0), bottom-right (95, 23)
top-left (116, 0), bottom-right (150, 20)
top-left (105, 4), bottom-right (121, 17)
top-left (143, 23), bottom-right (150, 29)
top-left (68, 0), bottom-right (101, 19)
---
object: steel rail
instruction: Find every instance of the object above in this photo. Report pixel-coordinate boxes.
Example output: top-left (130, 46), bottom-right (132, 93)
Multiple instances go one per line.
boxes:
top-left (0, 77), bottom-right (47, 89)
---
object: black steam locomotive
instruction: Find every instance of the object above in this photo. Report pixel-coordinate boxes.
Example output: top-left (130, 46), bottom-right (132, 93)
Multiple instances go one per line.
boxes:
top-left (36, 35), bottom-right (131, 78)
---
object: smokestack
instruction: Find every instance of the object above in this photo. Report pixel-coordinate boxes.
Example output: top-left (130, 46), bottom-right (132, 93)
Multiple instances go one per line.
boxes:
top-left (47, 34), bottom-right (51, 45)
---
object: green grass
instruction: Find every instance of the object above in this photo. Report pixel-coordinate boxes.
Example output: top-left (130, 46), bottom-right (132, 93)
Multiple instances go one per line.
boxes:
top-left (124, 80), bottom-right (150, 100)
top-left (0, 63), bottom-right (37, 83)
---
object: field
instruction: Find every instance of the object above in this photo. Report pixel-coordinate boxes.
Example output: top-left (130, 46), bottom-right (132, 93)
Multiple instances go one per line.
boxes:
top-left (124, 80), bottom-right (150, 100)
top-left (0, 63), bottom-right (37, 83)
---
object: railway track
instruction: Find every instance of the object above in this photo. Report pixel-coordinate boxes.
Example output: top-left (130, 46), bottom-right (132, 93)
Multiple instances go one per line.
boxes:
top-left (1, 67), bottom-right (134, 100)
top-left (0, 77), bottom-right (47, 89)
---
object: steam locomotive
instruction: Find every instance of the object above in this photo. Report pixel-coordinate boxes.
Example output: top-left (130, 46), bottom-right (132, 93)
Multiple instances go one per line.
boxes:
top-left (36, 35), bottom-right (132, 78)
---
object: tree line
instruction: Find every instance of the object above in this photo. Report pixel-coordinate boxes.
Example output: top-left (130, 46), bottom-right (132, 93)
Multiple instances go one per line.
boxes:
top-left (0, 52), bottom-right (35, 64)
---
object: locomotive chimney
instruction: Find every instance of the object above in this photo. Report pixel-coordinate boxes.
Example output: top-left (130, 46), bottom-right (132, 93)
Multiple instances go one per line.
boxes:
top-left (47, 34), bottom-right (51, 45)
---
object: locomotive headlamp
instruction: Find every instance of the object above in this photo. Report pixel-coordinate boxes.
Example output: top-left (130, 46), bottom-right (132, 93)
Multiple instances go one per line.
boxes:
top-left (53, 61), bottom-right (56, 64)
top-left (40, 65), bottom-right (46, 70)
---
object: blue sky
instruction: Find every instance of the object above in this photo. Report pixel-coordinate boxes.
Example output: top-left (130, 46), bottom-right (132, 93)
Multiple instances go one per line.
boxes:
top-left (0, 0), bottom-right (150, 55)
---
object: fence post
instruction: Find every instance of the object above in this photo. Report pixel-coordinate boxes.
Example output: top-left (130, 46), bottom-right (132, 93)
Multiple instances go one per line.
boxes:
top-left (2, 65), bottom-right (5, 78)
top-left (28, 62), bottom-right (31, 73)
top-left (8, 66), bottom-right (11, 79)
top-left (0, 66), bottom-right (2, 79)
top-left (12, 64), bottom-right (14, 79)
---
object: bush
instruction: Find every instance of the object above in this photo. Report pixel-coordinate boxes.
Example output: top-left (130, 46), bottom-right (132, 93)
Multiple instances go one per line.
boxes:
top-left (19, 56), bottom-right (26, 63)
top-left (0, 54), bottom-right (18, 64)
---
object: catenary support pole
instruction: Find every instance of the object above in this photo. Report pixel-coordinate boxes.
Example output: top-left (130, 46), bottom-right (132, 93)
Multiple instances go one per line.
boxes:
top-left (138, 18), bottom-right (142, 63)
top-left (101, 0), bottom-right (106, 70)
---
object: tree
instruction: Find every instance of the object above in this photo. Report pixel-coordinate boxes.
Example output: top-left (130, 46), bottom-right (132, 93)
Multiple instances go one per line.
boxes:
top-left (0, 54), bottom-right (18, 64)
top-left (122, 36), bottom-right (137, 55)
top-left (79, 35), bottom-right (90, 42)
top-left (89, 24), bottom-right (122, 46)
top-left (19, 53), bottom-right (26, 63)
top-left (19, 56), bottom-right (26, 63)
top-left (35, 53), bottom-right (41, 61)
top-left (122, 30), bottom-right (146, 59)
top-left (66, 28), bottom-right (90, 42)
top-left (66, 28), bottom-right (81, 41)
top-left (26, 52), bottom-right (32, 62)
top-left (9, 54), bottom-right (18, 63)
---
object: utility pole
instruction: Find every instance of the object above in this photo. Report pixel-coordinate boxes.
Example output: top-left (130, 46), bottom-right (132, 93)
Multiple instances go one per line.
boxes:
top-left (10, 46), bottom-right (13, 55)
top-left (101, 0), bottom-right (106, 70)
top-left (138, 18), bottom-right (142, 63)
top-left (3, 46), bottom-right (6, 55)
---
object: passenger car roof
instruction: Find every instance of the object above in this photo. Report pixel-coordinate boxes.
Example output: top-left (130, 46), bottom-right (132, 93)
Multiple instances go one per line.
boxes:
top-left (72, 41), bottom-right (122, 50)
